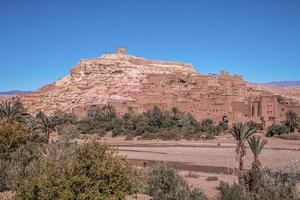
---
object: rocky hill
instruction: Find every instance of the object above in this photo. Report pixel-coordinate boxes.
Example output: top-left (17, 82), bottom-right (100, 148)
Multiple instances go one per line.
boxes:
top-left (21, 48), bottom-right (197, 115)
top-left (19, 48), bottom-right (300, 124)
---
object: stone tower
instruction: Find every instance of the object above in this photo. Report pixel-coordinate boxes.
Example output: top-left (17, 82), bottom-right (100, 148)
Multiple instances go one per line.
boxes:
top-left (117, 47), bottom-right (126, 55)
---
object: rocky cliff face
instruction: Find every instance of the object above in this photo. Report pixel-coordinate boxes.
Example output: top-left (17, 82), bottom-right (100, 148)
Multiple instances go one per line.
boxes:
top-left (21, 48), bottom-right (196, 115)
top-left (19, 48), bottom-right (300, 123)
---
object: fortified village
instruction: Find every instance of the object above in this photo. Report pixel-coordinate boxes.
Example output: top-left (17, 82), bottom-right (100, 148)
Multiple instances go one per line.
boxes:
top-left (20, 48), bottom-right (300, 126)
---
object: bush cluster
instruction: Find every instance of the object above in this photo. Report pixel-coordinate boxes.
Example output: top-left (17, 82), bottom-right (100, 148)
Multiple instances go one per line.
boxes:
top-left (77, 105), bottom-right (228, 140)
top-left (0, 121), bottom-right (44, 192)
top-left (144, 164), bottom-right (207, 200)
top-left (0, 122), bottom-right (139, 198)
top-left (245, 121), bottom-right (263, 131)
top-left (217, 169), bottom-right (300, 200)
top-left (16, 142), bottom-right (136, 200)
top-left (265, 123), bottom-right (289, 137)
top-left (265, 111), bottom-right (299, 137)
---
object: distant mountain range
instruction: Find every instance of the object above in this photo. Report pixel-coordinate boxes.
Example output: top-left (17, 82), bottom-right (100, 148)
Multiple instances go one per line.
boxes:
top-left (0, 90), bottom-right (32, 95)
top-left (265, 81), bottom-right (300, 88)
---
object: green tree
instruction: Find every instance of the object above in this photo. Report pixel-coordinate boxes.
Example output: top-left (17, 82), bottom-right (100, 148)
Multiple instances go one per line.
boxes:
top-left (230, 123), bottom-right (256, 188)
top-left (36, 111), bottom-right (55, 142)
top-left (285, 111), bottom-right (298, 133)
top-left (146, 106), bottom-right (165, 129)
top-left (246, 136), bottom-right (267, 192)
top-left (248, 136), bottom-right (267, 169)
top-left (82, 104), bottom-right (117, 134)
top-left (0, 99), bottom-right (28, 124)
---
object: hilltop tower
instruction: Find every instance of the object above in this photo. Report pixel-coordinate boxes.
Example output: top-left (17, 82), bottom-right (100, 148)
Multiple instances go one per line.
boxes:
top-left (117, 47), bottom-right (126, 55)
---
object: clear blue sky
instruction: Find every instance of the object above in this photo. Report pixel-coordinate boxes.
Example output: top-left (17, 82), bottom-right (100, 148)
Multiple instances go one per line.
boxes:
top-left (1, 0), bottom-right (300, 91)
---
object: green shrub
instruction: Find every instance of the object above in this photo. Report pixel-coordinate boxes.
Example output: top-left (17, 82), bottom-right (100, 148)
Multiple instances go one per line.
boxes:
top-left (217, 181), bottom-right (253, 200)
top-left (16, 142), bottom-right (136, 200)
top-left (188, 188), bottom-right (208, 200)
top-left (196, 118), bottom-right (225, 136)
top-left (256, 169), bottom-right (299, 200)
top-left (78, 105), bottom-right (117, 135)
top-left (112, 118), bottom-right (127, 136)
top-left (58, 123), bottom-right (80, 141)
top-left (243, 167), bottom-right (300, 200)
top-left (200, 118), bottom-right (214, 132)
top-left (0, 122), bottom-right (30, 160)
top-left (0, 120), bottom-right (45, 192)
top-left (145, 106), bottom-right (167, 129)
top-left (51, 111), bottom-right (77, 127)
top-left (217, 121), bottom-right (229, 133)
top-left (245, 121), bottom-right (263, 131)
top-left (265, 123), bottom-right (289, 137)
top-left (177, 113), bottom-right (198, 128)
top-left (41, 105), bottom-right (231, 140)
top-left (145, 164), bottom-right (207, 200)
top-left (7, 142), bottom-right (43, 191)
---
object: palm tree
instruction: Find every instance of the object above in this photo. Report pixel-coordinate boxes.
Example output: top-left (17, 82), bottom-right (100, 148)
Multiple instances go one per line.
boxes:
top-left (247, 136), bottom-right (267, 169)
top-left (230, 122), bottom-right (257, 188)
top-left (36, 111), bottom-right (55, 142)
top-left (23, 116), bottom-right (39, 132)
top-left (0, 98), bottom-right (28, 124)
top-left (285, 111), bottom-right (298, 133)
top-left (247, 136), bottom-right (267, 192)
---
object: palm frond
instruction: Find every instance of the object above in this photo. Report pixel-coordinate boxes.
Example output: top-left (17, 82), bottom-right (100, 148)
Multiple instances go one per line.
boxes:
top-left (231, 122), bottom-right (257, 142)
top-left (0, 98), bottom-right (28, 123)
top-left (247, 136), bottom-right (267, 158)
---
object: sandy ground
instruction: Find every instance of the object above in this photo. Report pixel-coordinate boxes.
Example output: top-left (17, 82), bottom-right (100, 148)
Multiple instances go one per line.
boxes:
top-left (91, 132), bottom-right (300, 198)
